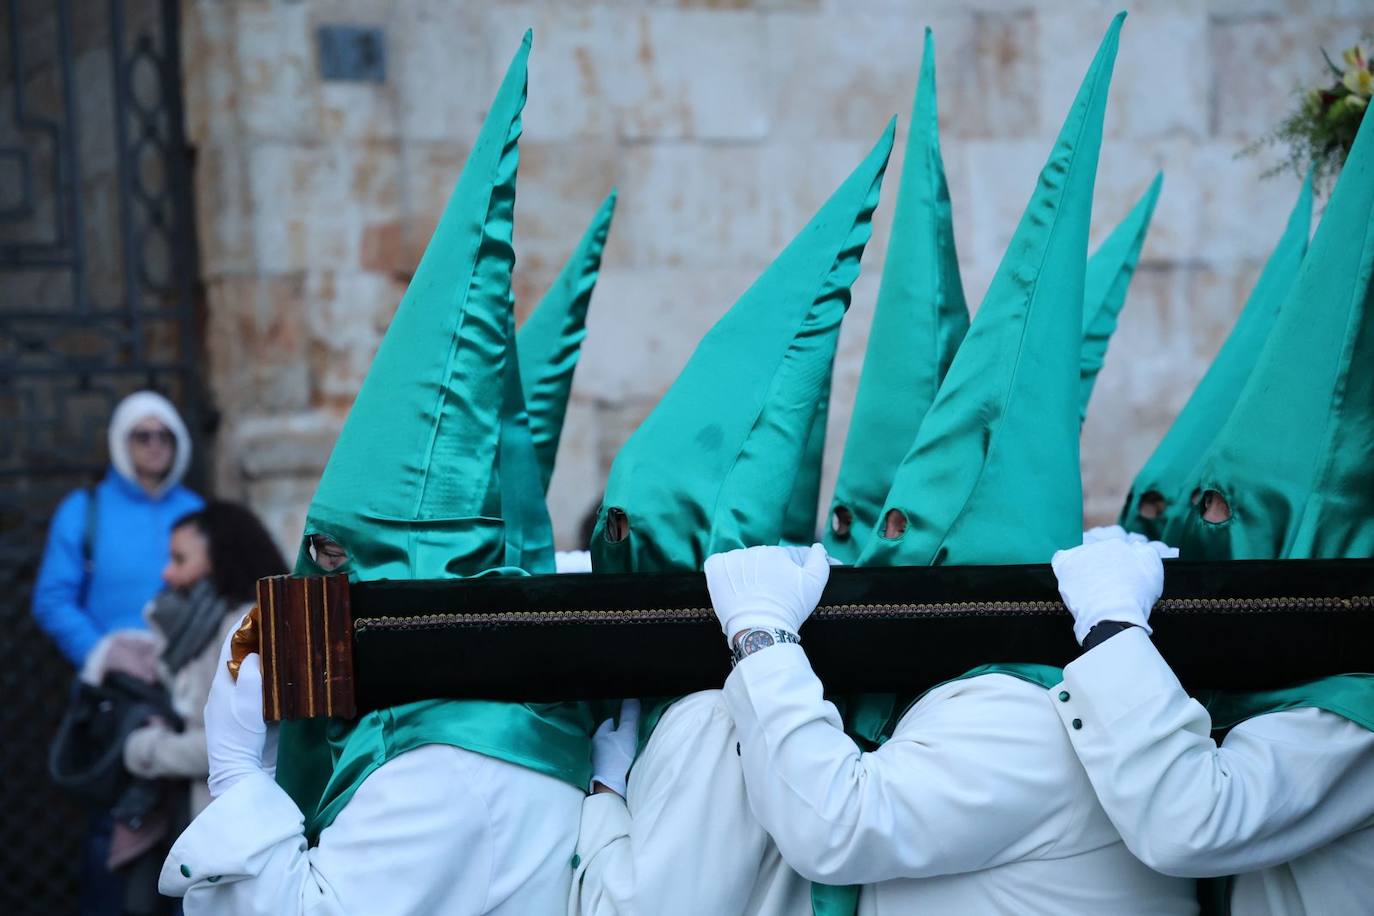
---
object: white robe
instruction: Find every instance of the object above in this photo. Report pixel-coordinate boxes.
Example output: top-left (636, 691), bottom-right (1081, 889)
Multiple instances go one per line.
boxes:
top-left (569, 690), bottom-right (812, 916)
top-left (723, 644), bottom-right (1198, 914)
top-left (1054, 626), bottom-right (1374, 915)
top-left (160, 744), bottom-right (583, 915)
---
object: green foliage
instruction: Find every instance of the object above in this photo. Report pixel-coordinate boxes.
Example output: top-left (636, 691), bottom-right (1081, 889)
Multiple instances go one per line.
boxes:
top-left (1243, 42), bottom-right (1371, 192)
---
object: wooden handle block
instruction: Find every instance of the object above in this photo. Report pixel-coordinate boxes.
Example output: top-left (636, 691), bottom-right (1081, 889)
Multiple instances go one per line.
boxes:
top-left (257, 574), bottom-right (355, 721)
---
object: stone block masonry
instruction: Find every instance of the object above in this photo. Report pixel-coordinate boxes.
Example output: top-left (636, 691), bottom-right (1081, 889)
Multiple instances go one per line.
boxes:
top-left (183, 0), bottom-right (1374, 552)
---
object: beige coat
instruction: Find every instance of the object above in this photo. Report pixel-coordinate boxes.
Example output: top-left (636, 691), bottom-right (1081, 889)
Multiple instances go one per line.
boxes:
top-left (122, 601), bottom-right (249, 816)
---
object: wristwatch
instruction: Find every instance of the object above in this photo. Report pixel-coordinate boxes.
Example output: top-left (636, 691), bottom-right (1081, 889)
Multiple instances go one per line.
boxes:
top-left (730, 627), bottom-right (801, 665)
top-left (1082, 619), bottom-right (1139, 651)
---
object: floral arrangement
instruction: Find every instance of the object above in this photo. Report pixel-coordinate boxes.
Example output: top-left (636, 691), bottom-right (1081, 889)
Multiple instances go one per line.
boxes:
top-left (1244, 43), bottom-right (1371, 191)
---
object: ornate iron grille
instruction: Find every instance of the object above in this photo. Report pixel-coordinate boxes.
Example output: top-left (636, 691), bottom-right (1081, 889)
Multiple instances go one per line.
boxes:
top-left (0, 1), bottom-right (204, 911)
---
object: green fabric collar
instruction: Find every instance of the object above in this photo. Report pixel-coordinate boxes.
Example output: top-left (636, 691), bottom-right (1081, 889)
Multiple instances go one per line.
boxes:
top-left (1194, 673), bottom-right (1374, 916)
top-left (810, 662), bottom-right (1064, 915)
top-left (1201, 673), bottom-right (1374, 736)
top-left (275, 33), bottom-right (593, 825)
top-left (306, 699), bottom-right (597, 842)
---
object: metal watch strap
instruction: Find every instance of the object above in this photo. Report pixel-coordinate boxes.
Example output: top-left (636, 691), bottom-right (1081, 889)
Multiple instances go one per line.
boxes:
top-left (731, 627), bottom-right (802, 665)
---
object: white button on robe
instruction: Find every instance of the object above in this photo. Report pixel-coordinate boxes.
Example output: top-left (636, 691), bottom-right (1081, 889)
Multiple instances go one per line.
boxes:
top-left (1055, 626), bottom-right (1374, 916)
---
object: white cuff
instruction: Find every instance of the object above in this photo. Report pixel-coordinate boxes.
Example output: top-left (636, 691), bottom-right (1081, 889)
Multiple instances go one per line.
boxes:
top-left (1054, 627), bottom-right (1185, 730)
top-left (159, 771), bottom-right (305, 896)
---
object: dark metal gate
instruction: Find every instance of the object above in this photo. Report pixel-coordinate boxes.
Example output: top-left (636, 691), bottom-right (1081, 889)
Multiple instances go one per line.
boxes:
top-left (0, 0), bottom-right (205, 911)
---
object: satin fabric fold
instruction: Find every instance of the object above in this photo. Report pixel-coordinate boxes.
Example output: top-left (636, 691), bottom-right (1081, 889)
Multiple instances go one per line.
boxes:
top-left (825, 28), bottom-right (968, 566)
top-left (275, 33), bottom-right (594, 828)
top-left (1121, 172), bottom-right (1311, 541)
top-left (1176, 95), bottom-right (1374, 562)
top-left (1079, 172), bottom-right (1162, 420)
top-left (858, 15), bottom-right (1122, 568)
top-left (781, 365), bottom-right (833, 545)
top-left (497, 304), bottom-right (556, 574)
top-left (518, 191), bottom-right (617, 493)
top-left (592, 122), bottom-right (895, 574)
top-left (307, 698), bottom-right (597, 841)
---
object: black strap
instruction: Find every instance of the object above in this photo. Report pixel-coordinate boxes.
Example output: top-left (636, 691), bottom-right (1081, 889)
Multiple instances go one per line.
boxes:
top-left (1081, 620), bottom-right (1139, 652)
top-left (78, 484), bottom-right (98, 607)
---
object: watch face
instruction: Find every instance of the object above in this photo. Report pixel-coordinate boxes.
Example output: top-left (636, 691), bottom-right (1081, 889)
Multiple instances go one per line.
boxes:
top-left (738, 628), bottom-right (776, 657)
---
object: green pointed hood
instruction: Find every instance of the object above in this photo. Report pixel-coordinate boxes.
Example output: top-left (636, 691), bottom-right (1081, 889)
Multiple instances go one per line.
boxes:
top-left (858, 13), bottom-right (1123, 568)
top-left (1178, 109), bottom-right (1374, 561)
top-left (1122, 172), bottom-right (1312, 540)
top-left (279, 38), bottom-right (595, 861)
top-left (1079, 172), bottom-right (1162, 421)
top-left (823, 29), bottom-right (969, 565)
top-left (592, 122), bottom-right (896, 573)
top-left (293, 33), bottom-right (531, 582)
top-left (779, 360), bottom-right (833, 545)
top-left (517, 191), bottom-right (617, 493)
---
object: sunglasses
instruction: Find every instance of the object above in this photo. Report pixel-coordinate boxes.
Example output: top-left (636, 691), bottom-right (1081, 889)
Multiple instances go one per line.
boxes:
top-left (129, 429), bottom-right (176, 446)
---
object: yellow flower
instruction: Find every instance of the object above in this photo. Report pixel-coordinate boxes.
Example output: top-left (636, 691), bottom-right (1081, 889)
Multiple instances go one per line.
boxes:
top-left (1342, 45), bottom-right (1366, 71)
top-left (1344, 64), bottom-right (1373, 98)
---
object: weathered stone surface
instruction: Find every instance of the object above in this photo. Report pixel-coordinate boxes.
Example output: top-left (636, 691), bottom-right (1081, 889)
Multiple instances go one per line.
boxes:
top-left (232, 1), bottom-right (321, 141)
top-left (303, 270), bottom-right (405, 408)
top-left (231, 411), bottom-right (344, 480)
top-left (574, 267), bottom-right (770, 401)
top-left (247, 141), bottom-right (402, 274)
top-left (394, 1), bottom-right (492, 142)
top-left (203, 274), bottom-right (314, 420)
top-left (486, 5), bottom-right (624, 141)
top-left (939, 10), bottom-right (1042, 139)
top-left (512, 140), bottom-right (621, 274)
top-left (765, 11), bottom-right (922, 141)
top-left (187, 0), bottom-right (1369, 554)
top-left (396, 141), bottom-right (471, 268)
top-left (1109, 7), bottom-right (1209, 140)
top-left (193, 145), bottom-right (254, 277)
top-left (1208, 13), bottom-right (1374, 141)
top-left (245, 474), bottom-right (325, 561)
top-left (614, 9), bottom-right (771, 141)
top-left (181, 0), bottom-right (241, 146)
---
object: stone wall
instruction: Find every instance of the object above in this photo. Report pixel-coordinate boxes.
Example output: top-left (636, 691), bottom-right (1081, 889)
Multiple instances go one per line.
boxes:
top-left (183, 0), bottom-right (1374, 554)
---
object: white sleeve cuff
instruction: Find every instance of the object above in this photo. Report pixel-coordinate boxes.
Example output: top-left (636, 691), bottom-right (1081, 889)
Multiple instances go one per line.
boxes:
top-left (159, 772), bottom-right (305, 895)
top-left (1055, 626), bottom-right (1188, 729)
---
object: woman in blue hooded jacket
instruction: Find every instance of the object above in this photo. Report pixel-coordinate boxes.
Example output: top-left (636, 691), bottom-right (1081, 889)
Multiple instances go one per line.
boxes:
top-left (33, 390), bottom-right (204, 667)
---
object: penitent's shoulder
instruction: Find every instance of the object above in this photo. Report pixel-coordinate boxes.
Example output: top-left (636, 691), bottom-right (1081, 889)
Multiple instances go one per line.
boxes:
top-left (892, 672), bottom-right (1066, 746)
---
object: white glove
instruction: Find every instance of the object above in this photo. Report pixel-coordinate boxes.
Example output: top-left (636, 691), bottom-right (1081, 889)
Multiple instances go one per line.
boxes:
top-left (1081, 524), bottom-right (1180, 558)
top-left (554, 550), bottom-right (593, 574)
top-left (1052, 538), bottom-right (1165, 645)
top-left (1082, 524), bottom-right (1143, 545)
top-left (590, 698), bottom-right (641, 797)
top-left (204, 629), bottom-right (275, 797)
top-left (704, 543), bottom-right (830, 641)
